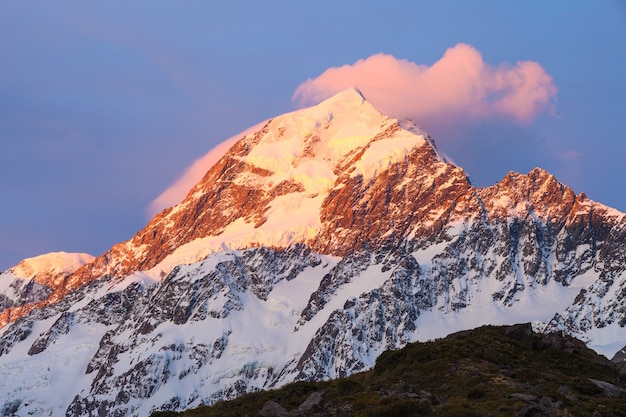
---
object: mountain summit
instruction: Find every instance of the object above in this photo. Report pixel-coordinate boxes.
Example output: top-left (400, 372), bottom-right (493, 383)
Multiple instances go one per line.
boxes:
top-left (0, 87), bottom-right (456, 325)
top-left (1, 89), bottom-right (625, 416)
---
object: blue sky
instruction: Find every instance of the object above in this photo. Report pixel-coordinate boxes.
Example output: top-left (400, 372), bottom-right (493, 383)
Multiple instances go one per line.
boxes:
top-left (1, 1), bottom-right (625, 270)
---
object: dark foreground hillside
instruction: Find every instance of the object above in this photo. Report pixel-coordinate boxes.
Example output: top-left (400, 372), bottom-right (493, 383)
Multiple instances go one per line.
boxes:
top-left (152, 324), bottom-right (626, 417)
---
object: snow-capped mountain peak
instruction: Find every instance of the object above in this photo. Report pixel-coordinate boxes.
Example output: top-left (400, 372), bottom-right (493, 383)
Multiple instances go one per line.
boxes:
top-left (238, 86), bottom-right (433, 185)
top-left (0, 252), bottom-right (94, 330)
top-left (41, 88), bottom-right (448, 287)
top-left (10, 252), bottom-right (94, 280)
top-left (1, 89), bottom-right (626, 416)
top-left (144, 88), bottom-right (444, 274)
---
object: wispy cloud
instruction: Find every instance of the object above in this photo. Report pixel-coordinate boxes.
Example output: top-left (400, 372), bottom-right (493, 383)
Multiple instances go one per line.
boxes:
top-left (293, 44), bottom-right (557, 126)
top-left (146, 120), bottom-right (268, 217)
top-left (561, 149), bottom-right (583, 160)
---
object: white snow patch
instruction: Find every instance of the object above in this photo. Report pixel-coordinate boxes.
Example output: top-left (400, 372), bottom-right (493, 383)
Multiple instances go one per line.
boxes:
top-left (352, 132), bottom-right (424, 180)
top-left (10, 251), bottom-right (94, 279)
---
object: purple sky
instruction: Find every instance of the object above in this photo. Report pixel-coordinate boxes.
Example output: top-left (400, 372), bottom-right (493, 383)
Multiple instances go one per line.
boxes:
top-left (1, 1), bottom-right (625, 271)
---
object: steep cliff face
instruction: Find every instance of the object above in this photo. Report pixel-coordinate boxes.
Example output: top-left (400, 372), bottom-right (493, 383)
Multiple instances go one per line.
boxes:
top-left (1, 89), bottom-right (625, 416)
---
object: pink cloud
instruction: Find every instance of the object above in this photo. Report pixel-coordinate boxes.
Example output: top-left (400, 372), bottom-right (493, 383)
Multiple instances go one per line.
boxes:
top-left (293, 44), bottom-right (557, 126)
top-left (146, 120), bottom-right (269, 217)
top-left (561, 149), bottom-right (583, 160)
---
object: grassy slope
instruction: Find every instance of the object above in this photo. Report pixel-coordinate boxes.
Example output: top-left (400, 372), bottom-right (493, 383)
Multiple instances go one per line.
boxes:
top-left (152, 324), bottom-right (626, 417)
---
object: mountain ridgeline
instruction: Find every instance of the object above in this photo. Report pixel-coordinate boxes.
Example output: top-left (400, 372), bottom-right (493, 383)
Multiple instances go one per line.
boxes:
top-left (0, 88), bottom-right (625, 416)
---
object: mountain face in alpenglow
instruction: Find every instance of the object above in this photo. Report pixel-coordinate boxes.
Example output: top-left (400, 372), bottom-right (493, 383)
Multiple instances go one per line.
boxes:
top-left (0, 252), bottom-right (94, 316)
top-left (1, 88), bottom-right (626, 416)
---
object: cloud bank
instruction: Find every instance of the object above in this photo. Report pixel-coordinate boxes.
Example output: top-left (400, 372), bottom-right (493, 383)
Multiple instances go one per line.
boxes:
top-left (293, 44), bottom-right (557, 126)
